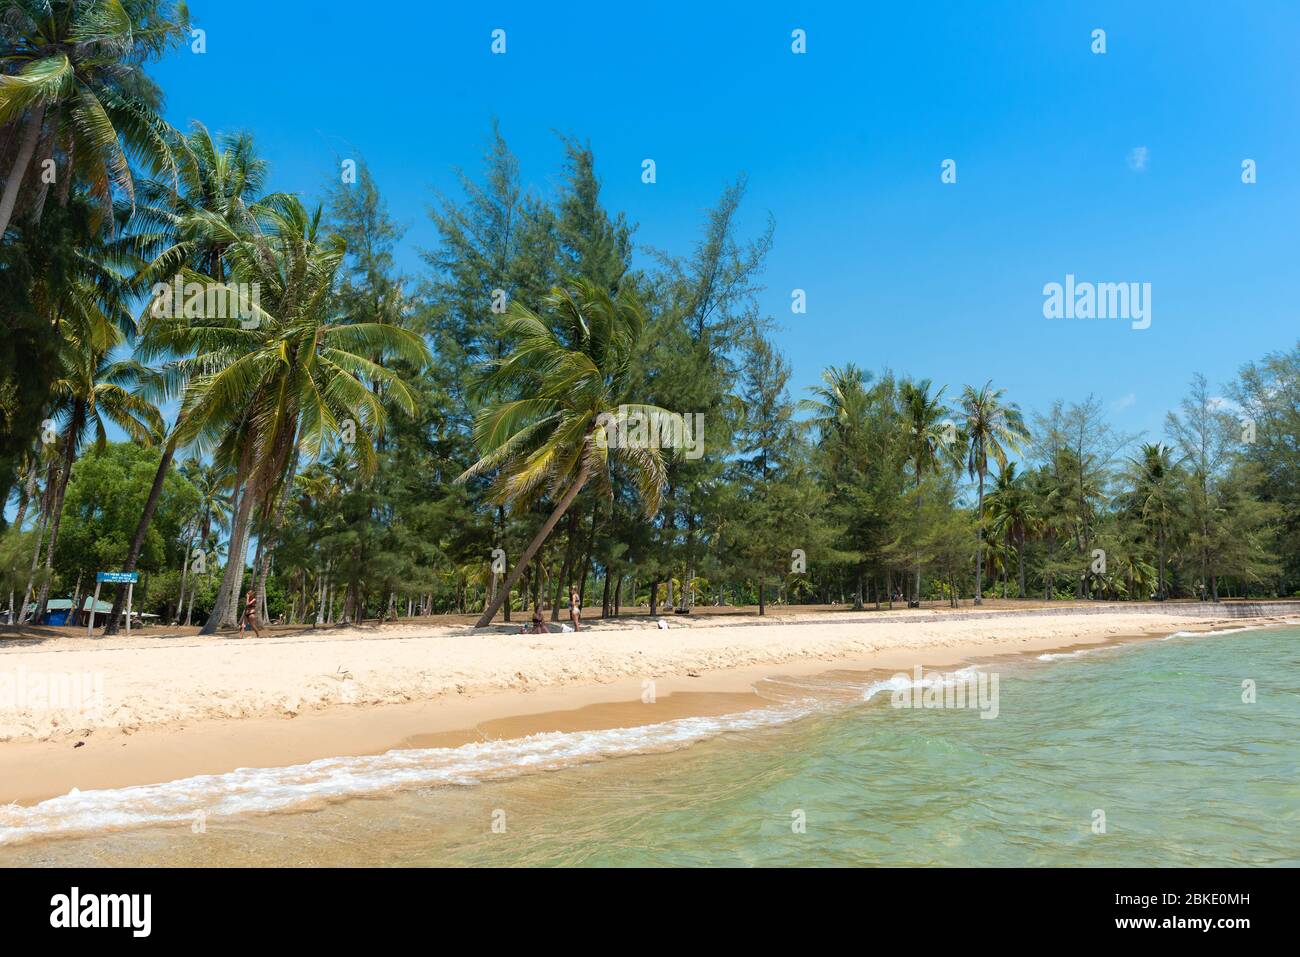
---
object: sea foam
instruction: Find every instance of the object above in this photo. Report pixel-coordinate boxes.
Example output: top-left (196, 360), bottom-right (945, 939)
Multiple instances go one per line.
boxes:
top-left (0, 702), bottom-right (817, 846)
top-left (860, 666), bottom-right (983, 702)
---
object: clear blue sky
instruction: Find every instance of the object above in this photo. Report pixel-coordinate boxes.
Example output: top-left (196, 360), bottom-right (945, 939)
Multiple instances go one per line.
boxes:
top-left (148, 0), bottom-right (1300, 441)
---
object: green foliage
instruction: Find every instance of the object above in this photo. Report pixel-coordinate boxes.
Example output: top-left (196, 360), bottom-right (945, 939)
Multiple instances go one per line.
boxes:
top-left (54, 441), bottom-right (197, 586)
top-left (3, 99), bottom-right (1296, 631)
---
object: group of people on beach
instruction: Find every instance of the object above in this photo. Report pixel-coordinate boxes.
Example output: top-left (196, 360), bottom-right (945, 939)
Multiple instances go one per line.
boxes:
top-left (523, 587), bottom-right (582, 635)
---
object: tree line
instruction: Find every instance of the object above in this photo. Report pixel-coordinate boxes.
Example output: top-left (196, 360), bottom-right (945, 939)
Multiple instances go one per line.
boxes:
top-left (2, 2), bottom-right (1295, 632)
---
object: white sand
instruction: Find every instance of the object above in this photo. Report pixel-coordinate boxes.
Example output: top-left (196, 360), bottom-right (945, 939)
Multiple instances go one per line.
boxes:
top-left (0, 610), bottom-right (1233, 742)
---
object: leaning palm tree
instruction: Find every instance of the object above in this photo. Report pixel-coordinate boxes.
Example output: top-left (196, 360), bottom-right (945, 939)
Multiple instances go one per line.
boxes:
top-left (899, 379), bottom-right (953, 606)
top-left (16, 195), bottom-right (159, 622)
top-left (960, 380), bottom-right (1029, 604)
top-left (458, 278), bottom-right (670, 628)
top-left (0, 0), bottom-right (191, 237)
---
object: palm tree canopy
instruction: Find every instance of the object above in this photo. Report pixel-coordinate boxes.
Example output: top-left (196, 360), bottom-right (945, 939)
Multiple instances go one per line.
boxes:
top-left (900, 377), bottom-right (956, 478)
top-left (802, 363), bottom-right (872, 440)
top-left (458, 277), bottom-right (669, 515)
top-left (961, 379), bottom-right (1030, 481)
top-left (127, 122), bottom-right (285, 293)
top-left (1, 0), bottom-right (191, 221)
top-left (157, 196), bottom-right (429, 495)
top-left (1124, 442), bottom-right (1182, 529)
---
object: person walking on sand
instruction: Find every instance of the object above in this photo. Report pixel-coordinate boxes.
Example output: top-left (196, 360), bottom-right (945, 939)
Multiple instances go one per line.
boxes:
top-left (240, 589), bottom-right (263, 638)
top-left (569, 587), bottom-right (581, 633)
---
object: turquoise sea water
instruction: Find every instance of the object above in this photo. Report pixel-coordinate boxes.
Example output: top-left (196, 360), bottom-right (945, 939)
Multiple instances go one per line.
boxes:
top-left (3, 626), bottom-right (1297, 866)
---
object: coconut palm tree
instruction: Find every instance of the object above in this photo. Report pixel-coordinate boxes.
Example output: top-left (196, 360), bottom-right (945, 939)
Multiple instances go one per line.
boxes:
top-left (985, 462), bottom-right (1037, 599)
top-left (102, 125), bottom-right (286, 633)
top-left (15, 195), bottom-right (159, 623)
top-left (126, 122), bottom-right (280, 285)
top-left (178, 197), bottom-right (428, 635)
top-left (801, 364), bottom-right (878, 607)
top-left (1123, 442), bottom-right (1182, 600)
top-left (172, 458), bottom-right (232, 624)
top-left (27, 347), bottom-right (161, 622)
top-left (960, 380), bottom-right (1029, 604)
top-left (0, 0), bottom-right (190, 237)
top-left (899, 378), bottom-right (953, 606)
top-left (801, 363), bottom-right (872, 460)
top-left (458, 278), bottom-right (671, 628)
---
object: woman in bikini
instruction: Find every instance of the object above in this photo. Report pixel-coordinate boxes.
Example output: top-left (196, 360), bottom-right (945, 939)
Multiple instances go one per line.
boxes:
top-left (568, 587), bottom-right (581, 633)
top-left (240, 589), bottom-right (263, 638)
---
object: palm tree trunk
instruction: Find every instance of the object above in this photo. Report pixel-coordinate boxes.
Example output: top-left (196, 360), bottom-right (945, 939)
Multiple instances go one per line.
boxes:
top-left (913, 466), bottom-right (923, 607)
top-left (0, 102), bottom-right (46, 238)
top-left (20, 459), bottom-right (58, 622)
top-left (8, 462), bottom-right (39, 623)
top-left (175, 550), bottom-right (189, 624)
top-left (552, 508), bottom-right (579, 621)
top-left (1000, 539), bottom-right (1008, 597)
top-left (254, 450), bottom-right (300, 625)
top-left (474, 463), bottom-right (591, 628)
top-left (68, 572), bottom-right (83, 627)
top-left (250, 532), bottom-right (266, 624)
top-left (175, 529), bottom-right (194, 624)
top-left (1157, 529), bottom-right (1167, 599)
top-left (56, 133), bottom-right (74, 207)
top-left (104, 439), bottom-right (177, 634)
top-left (33, 401), bottom-right (84, 623)
top-left (974, 469), bottom-right (986, 605)
top-left (12, 460), bottom-right (37, 534)
top-left (315, 565), bottom-right (328, 626)
top-left (1017, 528), bottom-right (1027, 598)
top-left (495, 505), bottom-right (510, 623)
top-left (578, 505), bottom-right (598, 607)
top-left (200, 440), bottom-right (256, 636)
top-left (28, 125), bottom-right (55, 224)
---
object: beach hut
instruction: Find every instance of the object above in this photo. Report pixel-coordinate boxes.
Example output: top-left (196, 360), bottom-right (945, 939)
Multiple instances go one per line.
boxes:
top-left (23, 597), bottom-right (116, 627)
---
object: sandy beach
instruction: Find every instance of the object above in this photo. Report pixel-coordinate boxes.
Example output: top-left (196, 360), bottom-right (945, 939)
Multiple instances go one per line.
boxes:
top-left (0, 606), bottom-right (1289, 805)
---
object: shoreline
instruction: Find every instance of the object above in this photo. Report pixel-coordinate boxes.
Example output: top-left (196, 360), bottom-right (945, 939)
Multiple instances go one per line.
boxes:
top-left (1, 611), bottom-right (1285, 806)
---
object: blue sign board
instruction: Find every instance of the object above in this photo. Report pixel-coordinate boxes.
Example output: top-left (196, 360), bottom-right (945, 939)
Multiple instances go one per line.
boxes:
top-left (96, 571), bottom-right (139, 584)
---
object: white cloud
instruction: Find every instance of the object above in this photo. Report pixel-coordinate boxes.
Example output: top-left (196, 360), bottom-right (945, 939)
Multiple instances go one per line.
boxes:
top-left (1127, 146), bottom-right (1149, 172)
top-left (1111, 392), bottom-right (1136, 412)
